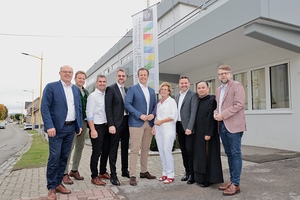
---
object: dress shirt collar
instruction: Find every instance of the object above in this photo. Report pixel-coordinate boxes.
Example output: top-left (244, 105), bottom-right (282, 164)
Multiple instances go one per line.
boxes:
top-left (95, 88), bottom-right (105, 95)
top-left (60, 80), bottom-right (73, 88)
top-left (180, 88), bottom-right (189, 95)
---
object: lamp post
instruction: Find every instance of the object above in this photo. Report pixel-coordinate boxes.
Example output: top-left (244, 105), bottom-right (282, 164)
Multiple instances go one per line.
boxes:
top-left (22, 52), bottom-right (43, 136)
top-left (23, 90), bottom-right (35, 126)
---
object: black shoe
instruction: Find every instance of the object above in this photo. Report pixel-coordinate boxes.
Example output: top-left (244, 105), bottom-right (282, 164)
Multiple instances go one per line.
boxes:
top-left (121, 171), bottom-right (130, 178)
top-left (110, 175), bottom-right (120, 186)
top-left (181, 173), bottom-right (189, 181)
top-left (187, 175), bottom-right (195, 184)
top-left (200, 182), bottom-right (210, 187)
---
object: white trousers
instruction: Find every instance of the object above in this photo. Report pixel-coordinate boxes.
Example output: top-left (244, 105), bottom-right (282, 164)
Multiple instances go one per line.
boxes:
top-left (155, 127), bottom-right (175, 178)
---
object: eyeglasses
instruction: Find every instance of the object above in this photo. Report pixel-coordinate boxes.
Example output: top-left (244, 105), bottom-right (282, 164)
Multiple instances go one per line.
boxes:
top-left (60, 71), bottom-right (73, 74)
top-left (118, 75), bottom-right (126, 77)
top-left (218, 72), bottom-right (231, 76)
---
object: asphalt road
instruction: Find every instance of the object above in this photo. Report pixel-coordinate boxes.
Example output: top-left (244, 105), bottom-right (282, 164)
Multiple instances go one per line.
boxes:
top-left (0, 123), bottom-right (31, 177)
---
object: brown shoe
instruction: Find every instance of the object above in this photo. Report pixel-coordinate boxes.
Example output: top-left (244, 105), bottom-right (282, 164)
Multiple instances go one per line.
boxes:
top-left (62, 174), bottom-right (73, 185)
top-left (99, 172), bottom-right (110, 179)
top-left (223, 184), bottom-right (240, 196)
top-left (69, 170), bottom-right (84, 180)
top-left (91, 177), bottom-right (106, 186)
top-left (140, 171), bottom-right (156, 179)
top-left (218, 182), bottom-right (231, 190)
top-left (55, 184), bottom-right (71, 194)
top-left (47, 189), bottom-right (56, 200)
top-left (130, 176), bottom-right (137, 186)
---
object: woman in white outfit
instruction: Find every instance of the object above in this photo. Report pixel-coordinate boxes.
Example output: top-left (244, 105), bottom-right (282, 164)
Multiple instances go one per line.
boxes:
top-left (151, 82), bottom-right (178, 184)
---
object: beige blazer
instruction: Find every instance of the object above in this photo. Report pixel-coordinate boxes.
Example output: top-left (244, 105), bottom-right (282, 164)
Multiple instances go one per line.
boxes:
top-left (215, 80), bottom-right (246, 133)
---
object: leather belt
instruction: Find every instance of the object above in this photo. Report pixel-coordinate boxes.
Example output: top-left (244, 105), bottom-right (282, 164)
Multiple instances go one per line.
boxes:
top-left (64, 121), bottom-right (75, 125)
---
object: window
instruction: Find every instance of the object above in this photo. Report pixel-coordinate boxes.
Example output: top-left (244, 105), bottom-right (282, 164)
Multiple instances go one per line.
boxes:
top-left (206, 79), bottom-right (216, 95)
top-left (270, 63), bottom-right (289, 109)
top-left (233, 72), bottom-right (248, 110)
top-left (251, 68), bottom-right (266, 110)
top-left (111, 62), bottom-right (118, 71)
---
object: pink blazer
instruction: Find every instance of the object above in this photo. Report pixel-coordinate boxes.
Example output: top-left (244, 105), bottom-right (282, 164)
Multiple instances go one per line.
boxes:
top-left (215, 80), bottom-right (246, 133)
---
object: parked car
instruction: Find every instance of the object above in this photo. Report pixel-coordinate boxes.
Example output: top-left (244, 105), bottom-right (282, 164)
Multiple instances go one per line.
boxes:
top-left (23, 124), bottom-right (33, 130)
top-left (0, 121), bottom-right (6, 129)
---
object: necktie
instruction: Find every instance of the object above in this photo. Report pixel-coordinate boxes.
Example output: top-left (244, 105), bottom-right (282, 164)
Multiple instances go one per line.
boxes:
top-left (121, 86), bottom-right (128, 115)
top-left (120, 86), bottom-right (126, 102)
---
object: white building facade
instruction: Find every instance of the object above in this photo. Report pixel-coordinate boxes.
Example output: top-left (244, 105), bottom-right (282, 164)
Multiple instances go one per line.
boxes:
top-left (86, 0), bottom-right (300, 152)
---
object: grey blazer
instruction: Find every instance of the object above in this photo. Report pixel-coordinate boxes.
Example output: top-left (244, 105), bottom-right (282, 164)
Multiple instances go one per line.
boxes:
top-left (175, 89), bottom-right (199, 132)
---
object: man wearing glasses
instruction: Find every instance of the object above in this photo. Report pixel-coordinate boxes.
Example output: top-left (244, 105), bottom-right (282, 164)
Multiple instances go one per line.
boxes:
top-left (214, 64), bottom-right (246, 196)
top-left (41, 65), bottom-right (82, 199)
top-left (105, 68), bottom-right (130, 185)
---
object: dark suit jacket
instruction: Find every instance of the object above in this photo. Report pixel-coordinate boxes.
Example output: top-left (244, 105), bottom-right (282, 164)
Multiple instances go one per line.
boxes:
top-left (175, 89), bottom-right (198, 132)
top-left (41, 80), bottom-right (82, 134)
top-left (105, 83), bottom-right (127, 128)
top-left (124, 83), bottom-right (156, 128)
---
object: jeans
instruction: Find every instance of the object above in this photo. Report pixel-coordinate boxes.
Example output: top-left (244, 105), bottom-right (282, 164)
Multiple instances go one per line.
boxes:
top-left (219, 122), bottom-right (243, 185)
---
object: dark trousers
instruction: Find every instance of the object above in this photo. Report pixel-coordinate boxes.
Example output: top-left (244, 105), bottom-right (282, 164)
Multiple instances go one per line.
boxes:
top-left (47, 124), bottom-right (75, 190)
top-left (176, 121), bottom-right (194, 174)
top-left (90, 123), bottom-right (110, 179)
top-left (109, 116), bottom-right (130, 175)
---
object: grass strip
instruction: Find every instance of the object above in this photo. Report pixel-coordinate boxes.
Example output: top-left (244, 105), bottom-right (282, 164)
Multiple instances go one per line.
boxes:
top-left (13, 130), bottom-right (49, 170)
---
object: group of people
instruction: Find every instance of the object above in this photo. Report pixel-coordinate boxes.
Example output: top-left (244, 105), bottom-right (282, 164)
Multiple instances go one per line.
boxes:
top-left (41, 64), bottom-right (246, 200)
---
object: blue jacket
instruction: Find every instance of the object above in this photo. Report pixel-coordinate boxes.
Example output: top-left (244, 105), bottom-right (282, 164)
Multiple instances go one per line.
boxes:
top-left (124, 83), bottom-right (156, 127)
top-left (41, 81), bottom-right (82, 134)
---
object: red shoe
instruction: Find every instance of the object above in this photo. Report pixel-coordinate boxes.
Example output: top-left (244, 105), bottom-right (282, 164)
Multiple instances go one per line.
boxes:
top-left (158, 176), bottom-right (167, 181)
top-left (163, 178), bottom-right (174, 184)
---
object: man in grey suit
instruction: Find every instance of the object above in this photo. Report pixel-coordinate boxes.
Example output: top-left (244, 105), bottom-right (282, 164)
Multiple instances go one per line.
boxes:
top-left (175, 76), bottom-right (198, 184)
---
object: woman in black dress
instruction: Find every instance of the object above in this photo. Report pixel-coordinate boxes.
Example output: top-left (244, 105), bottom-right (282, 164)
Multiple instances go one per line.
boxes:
top-left (193, 81), bottom-right (223, 187)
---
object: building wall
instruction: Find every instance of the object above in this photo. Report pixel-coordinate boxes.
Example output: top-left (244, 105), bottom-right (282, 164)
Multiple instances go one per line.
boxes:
top-left (184, 46), bottom-right (300, 151)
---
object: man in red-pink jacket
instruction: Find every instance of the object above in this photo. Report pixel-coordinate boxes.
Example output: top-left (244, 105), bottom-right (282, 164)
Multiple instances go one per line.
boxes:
top-left (214, 64), bottom-right (246, 196)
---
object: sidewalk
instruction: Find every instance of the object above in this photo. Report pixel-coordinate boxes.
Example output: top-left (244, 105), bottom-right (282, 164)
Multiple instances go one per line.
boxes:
top-left (0, 140), bottom-right (300, 200)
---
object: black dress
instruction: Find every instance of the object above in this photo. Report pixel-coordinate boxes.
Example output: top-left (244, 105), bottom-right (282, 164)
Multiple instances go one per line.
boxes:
top-left (193, 95), bottom-right (223, 186)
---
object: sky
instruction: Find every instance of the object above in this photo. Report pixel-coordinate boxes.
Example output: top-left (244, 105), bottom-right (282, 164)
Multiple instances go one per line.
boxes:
top-left (0, 0), bottom-right (160, 114)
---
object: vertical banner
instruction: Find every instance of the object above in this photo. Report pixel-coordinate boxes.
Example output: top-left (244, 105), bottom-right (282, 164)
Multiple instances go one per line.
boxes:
top-left (132, 4), bottom-right (159, 93)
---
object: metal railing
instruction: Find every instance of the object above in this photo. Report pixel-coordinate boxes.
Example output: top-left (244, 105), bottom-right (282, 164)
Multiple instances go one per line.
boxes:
top-left (158, 0), bottom-right (220, 39)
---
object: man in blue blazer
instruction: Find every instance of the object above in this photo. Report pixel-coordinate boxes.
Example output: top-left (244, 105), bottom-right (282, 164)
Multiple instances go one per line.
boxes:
top-left (124, 67), bottom-right (157, 186)
top-left (41, 65), bottom-right (82, 200)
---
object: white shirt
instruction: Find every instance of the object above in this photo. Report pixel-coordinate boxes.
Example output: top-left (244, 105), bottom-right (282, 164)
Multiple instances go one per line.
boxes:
top-left (155, 96), bottom-right (178, 138)
top-left (139, 83), bottom-right (150, 115)
top-left (177, 89), bottom-right (188, 121)
top-left (86, 88), bottom-right (107, 124)
top-left (218, 84), bottom-right (227, 114)
top-left (61, 80), bottom-right (75, 121)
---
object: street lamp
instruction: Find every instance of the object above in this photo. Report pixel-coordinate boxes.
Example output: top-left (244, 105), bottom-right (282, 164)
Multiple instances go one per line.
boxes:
top-left (22, 52), bottom-right (43, 135)
top-left (23, 90), bottom-right (35, 126)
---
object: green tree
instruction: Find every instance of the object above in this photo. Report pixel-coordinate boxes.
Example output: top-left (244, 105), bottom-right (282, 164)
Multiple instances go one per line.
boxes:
top-left (0, 104), bottom-right (8, 120)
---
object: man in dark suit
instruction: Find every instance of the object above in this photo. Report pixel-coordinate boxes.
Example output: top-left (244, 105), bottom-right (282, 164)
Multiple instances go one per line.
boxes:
top-left (175, 76), bottom-right (198, 184)
top-left (124, 67), bottom-right (157, 186)
top-left (41, 65), bottom-right (82, 200)
top-left (105, 68), bottom-right (130, 185)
